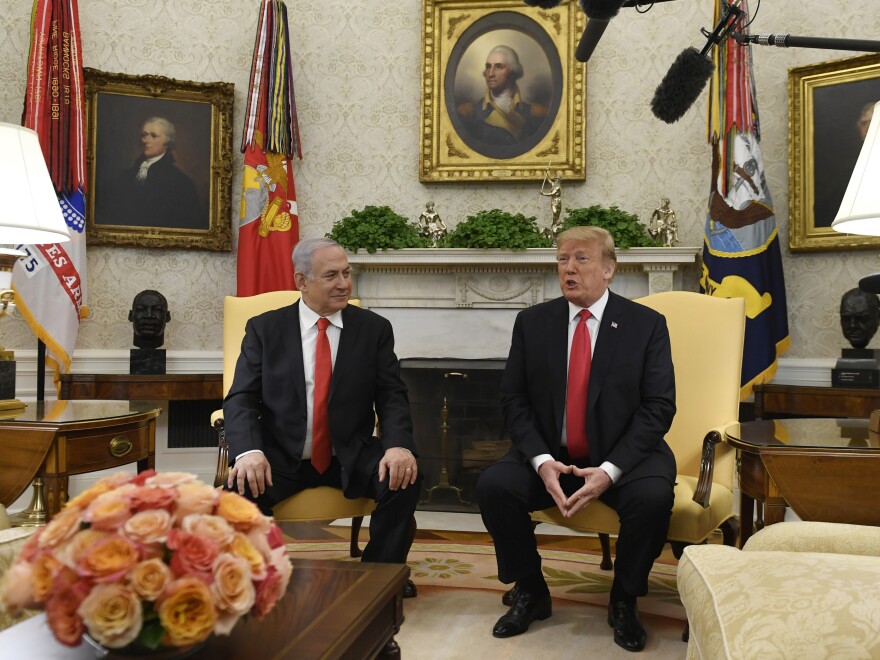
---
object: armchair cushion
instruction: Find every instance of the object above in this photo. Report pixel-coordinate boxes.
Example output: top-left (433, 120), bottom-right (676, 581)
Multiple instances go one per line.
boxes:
top-left (0, 505), bottom-right (38, 632)
top-left (678, 522), bottom-right (880, 659)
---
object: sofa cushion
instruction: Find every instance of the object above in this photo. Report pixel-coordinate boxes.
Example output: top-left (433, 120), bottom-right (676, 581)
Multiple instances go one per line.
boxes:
top-left (0, 527), bottom-right (38, 632)
top-left (742, 520), bottom-right (880, 557)
top-left (678, 544), bottom-right (880, 659)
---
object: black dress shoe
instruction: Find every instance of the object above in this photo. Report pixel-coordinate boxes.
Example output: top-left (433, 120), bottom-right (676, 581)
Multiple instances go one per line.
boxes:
top-left (403, 579), bottom-right (417, 599)
top-left (501, 584), bottom-right (520, 607)
top-left (492, 590), bottom-right (552, 638)
top-left (607, 601), bottom-right (647, 652)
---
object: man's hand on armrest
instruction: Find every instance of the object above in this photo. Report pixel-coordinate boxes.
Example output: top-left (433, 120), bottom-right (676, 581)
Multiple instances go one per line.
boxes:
top-left (228, 451), bottom-right (272, 499)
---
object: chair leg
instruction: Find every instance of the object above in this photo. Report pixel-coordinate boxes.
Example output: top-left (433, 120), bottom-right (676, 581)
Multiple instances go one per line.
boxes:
top-left (670, 541), bottom-right (688, 560)
top-left (349, 516), bottom-right (364, 558)
top-left (598, 533), bottom-right (613, 570)
top-left (682, 621), bottom-right (689, 643)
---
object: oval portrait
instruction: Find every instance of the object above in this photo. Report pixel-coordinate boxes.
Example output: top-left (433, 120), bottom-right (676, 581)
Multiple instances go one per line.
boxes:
top-left (445, 11), bottom-right (563, 160)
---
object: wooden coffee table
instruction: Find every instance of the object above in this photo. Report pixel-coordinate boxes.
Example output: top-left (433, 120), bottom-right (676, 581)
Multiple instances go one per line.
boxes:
top-left (0, 559), bottom-right (409, 659)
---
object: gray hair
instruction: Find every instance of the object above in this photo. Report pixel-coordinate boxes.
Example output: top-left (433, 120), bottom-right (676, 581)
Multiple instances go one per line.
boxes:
top-left (292, 237), bottom-right (342, 278)
top-left (143, 117), bottom-right (176, 148)
top-left (487, 45), bottom-right (524, 81)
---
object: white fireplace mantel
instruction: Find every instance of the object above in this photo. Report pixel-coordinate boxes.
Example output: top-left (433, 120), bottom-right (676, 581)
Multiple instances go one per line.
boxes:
top-left (347, 247), bottom-right (701, 360)
top-left (348, 247), bottom-right (700, 309)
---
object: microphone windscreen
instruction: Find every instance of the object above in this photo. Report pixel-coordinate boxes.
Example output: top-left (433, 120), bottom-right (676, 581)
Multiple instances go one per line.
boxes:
top-left (575, 19), bottom-right (610, 62)
top-left (650, 47), bottom-right (714, 124)
top-left (523, 0), bottom-right (564, 8)
top-left (579, 0), bottom-right (626, 20)
top-left (859, 273), bottom-right (880, 294)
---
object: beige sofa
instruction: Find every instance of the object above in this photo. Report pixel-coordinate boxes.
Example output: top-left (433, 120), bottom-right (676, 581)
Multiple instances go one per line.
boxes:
top-left (678, 521), bottom-right (880, 659)
top-left (0, 505), bottom-right (37, 631)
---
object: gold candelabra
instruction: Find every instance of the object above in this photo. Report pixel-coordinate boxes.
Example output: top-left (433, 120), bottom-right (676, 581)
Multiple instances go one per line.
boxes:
top-left (420, 372), bottom-right (470, 506)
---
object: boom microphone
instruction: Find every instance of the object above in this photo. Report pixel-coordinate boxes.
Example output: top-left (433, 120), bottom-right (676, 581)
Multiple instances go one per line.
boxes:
top-left (575, 0), bottom-right (627, 62)
top-left (522, 0), bottom-right (564, 8)
top-left (650, 2), bottom-right (743, 123)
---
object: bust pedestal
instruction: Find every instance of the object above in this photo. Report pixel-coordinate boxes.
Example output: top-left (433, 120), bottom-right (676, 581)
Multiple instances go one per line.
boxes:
top-left (130, 349), bottom-right (166, 375)
top-left (832, 348), bottom-right (880, 388)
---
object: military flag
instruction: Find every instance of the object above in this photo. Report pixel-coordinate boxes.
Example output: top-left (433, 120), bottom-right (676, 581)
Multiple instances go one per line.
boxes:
top-left (237, 0), bottom-right (302, 296)
top-left (12, 0), bottom-right (89, 390)
top-left (701, 0), bottom-right (789, 397)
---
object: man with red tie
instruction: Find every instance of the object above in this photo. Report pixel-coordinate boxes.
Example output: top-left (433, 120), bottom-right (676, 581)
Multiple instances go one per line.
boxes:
top-left (224, 237), bottom-right (420, 595)
top-left (476, 226), bottom-right (676, 651)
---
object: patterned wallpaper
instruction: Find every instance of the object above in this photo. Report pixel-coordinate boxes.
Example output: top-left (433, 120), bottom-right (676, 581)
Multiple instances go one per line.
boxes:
top-left (0, 0), bottom-right (879, 358)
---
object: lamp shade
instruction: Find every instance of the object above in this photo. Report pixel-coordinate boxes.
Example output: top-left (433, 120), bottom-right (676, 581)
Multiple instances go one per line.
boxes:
top-left (832, 101), bottom-right (880, 236)
top-left (0, 123), bottom-right (70, 245)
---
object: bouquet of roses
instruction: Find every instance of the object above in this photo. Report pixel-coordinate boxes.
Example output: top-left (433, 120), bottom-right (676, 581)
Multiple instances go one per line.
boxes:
top-left (0, 471), bottom-right (292, 650)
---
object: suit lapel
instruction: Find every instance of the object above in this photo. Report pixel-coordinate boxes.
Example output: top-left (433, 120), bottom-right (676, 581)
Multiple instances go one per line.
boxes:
top-left (282, 301), bottom-right (307, 405)
top-left (548, 298), bottom-right (569, 434)
top-left (589, 291), bottom-right (624, 408)
top-left (330, 304), bottom-right (358, 399)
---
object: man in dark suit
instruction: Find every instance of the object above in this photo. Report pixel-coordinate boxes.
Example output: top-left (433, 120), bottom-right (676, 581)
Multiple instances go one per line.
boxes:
top-left (224, 237), bottom-right (420, 592)
top-left (476, 226), bottom-right (676, 651)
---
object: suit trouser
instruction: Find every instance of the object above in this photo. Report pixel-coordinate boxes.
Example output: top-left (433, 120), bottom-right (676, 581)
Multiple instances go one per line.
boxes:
top-left (476, 456), bottom-right (674, 599)
top-left (241, 457), bottom-right (421, 564)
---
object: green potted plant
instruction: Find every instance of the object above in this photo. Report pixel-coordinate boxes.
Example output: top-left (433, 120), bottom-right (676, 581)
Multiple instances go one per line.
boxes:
top-left (441, 209), bottom-right (552, 250)
top-left (326, 205), bottom-right (428, 253)
top-left (559, 204), bottom-right (660, 248)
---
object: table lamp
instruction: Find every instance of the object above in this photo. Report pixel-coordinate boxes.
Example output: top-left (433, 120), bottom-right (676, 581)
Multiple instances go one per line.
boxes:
top-left (0, 123), bottom-right (71, 409)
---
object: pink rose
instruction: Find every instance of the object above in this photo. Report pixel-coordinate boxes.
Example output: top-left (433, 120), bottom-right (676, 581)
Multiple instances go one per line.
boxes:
top-left (173, 482), bottom-right (218, 521)
top-left (129, 485), bottom-right (176, 512)
top-left (0, 561), bottom-right (36, 613)
top-left (167, 530), bottom-right (219, 582)
top-left (78, 583), bottom-right (142, 649)
top-left (252, 566), bottom-right (284, 618)
top-left (145, 472), bottom-right (197, 489)
top-left (123, 509), bottom-right (172, 545)
top-left (45, 581), bottom-right (88, 647)
top-left (128, 469), bottom-right (157, 486)
top-left (266, 524), bottom-right (285, 550)
top-left (182, 515), bottom-right (234, 549)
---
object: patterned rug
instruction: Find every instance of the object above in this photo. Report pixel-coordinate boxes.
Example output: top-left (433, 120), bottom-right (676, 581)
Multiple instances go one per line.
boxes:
top-left (285, 537), bottom-right (685, 621)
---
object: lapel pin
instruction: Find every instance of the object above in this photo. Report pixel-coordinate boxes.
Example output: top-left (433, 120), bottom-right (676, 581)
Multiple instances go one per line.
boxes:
top-left (611, 321), bottom-right (618, 329)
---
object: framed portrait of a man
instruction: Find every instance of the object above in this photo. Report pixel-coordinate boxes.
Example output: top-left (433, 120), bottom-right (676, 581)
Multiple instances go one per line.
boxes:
top-left (84, 69), bottom-right (234, 251)
top-left (789, 53), bottom-right (880, 252)
top-left (420, 0), bottom-right (586, 182)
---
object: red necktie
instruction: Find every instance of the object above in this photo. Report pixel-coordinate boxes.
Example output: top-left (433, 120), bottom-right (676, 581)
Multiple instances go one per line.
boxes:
top-left (312, 317), bottom-right (332, 474)
top-left (566, 309), bottom-right (591, 461)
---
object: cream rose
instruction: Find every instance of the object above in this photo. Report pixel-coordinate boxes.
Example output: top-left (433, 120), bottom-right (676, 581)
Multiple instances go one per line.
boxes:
top-left (173, 481), bottom-right (218, 521)
top-left (210, 553), bottom-right (254, 635)
top-left (83, 491), bottom-right (133, 531)
top-left (145, 472), bottom-right (197, 489)
top-left (0, 561), bottom-right (36, 613)
top-left (78, 583), bottom-right (142, 649)
top-left (123, 509), bottom-right (172, 545)
top-left (182, 514), bottom-right (234, 549)
top-left (128, 558), bottom-right (173, 601)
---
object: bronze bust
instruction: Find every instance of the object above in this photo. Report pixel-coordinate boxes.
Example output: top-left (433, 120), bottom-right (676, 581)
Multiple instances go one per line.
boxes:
top-left (840, 288), bottom-right (880, 349)
top-left (129, 289), bottom-right (171, 350)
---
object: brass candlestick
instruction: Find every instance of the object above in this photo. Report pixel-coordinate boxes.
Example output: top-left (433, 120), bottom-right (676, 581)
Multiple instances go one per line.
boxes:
top-left (420, 372), bottom-right (470, 506)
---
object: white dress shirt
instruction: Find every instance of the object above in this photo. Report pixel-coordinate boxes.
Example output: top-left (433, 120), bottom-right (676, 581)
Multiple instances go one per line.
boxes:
top-left (531, 289), bottom-right (622, 483)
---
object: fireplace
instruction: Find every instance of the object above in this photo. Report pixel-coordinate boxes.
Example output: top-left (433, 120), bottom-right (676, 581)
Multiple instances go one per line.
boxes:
top-left (401, 359), bottom-right (508, 513)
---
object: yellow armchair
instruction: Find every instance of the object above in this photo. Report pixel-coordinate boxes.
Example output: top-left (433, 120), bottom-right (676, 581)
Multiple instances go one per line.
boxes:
top-left (212, 291), bottom-right (376, 557)
top-left (531, 291), bottom-right (746, 566)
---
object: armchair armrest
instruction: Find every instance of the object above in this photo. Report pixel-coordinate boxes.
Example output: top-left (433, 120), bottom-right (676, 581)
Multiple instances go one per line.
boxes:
top-left (692, 423), bottom-right (736, 508)
top-left (212, 409), bottom-right (227, 488)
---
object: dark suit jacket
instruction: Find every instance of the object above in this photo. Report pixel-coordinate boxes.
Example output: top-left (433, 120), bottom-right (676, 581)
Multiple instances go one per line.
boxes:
top-left (500, 291), bottom-right (676, 487)
top-left (223, 301), bottom-right (416, 498)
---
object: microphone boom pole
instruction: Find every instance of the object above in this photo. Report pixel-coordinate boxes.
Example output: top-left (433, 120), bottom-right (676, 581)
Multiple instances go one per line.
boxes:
top-left (732, 32), bottom-right (880, 53)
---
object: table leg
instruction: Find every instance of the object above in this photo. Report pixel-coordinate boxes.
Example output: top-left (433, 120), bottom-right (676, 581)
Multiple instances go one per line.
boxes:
top-left (764, 500), bottom-right (787, 526)
top-left (739, 493), bottom-right (754, 548)
top-left (42, 474), bottom-right (68, 518)
top-left (378, 639), bottom-right (400, 659)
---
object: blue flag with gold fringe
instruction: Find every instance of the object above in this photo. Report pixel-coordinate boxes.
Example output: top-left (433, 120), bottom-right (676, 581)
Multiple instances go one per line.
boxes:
top-left (701, 0), bottom-right (789, 397)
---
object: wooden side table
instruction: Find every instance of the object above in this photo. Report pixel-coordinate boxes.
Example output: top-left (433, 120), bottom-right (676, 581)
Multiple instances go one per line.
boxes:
top-left (59, 373), bottom-right (223, 401)
top-left (0, 401), bottom-right (161, 520)
top-left (753, 383), bottom-right (880, 419)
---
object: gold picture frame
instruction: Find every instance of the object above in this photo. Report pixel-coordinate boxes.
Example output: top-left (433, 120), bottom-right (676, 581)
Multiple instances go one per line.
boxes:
top-left (420, 0), bottom-right (586, 182)
top-left (788, 53), bottom-right (880, 252)
top-left (84, 69), bottom-right (234, 251)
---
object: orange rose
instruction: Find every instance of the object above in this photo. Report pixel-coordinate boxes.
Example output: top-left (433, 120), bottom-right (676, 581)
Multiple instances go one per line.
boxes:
top-left (173, 482), bottom-right (218, 521)
top-left (61, 529), bottom-right (110, 569)
top-left (38, 507), bottom-right (81, 549)
top-left (210, 554), bottom-right (254, 635)
top-left (0, 561), bottom-right (36, 613)
top-left (78, 583), bottom-right (142, 649)
top-left (167, 530), bottom-right (219, 581)
top-left (216, 492), bottom-right (266, 531)
top-left (228, 533), bottom-right (266, 580)
top-left (128, 558), bottom-right (173, 601)
top-left (157, 576), bottom-right (217, 647)
top-left (77, 535), bottom-right (139, 582)
top-left (123, 509), bottom-right (172, 545)
top-left (65, 481), bottom-right (113, 512)
top-left (45, 581), bottom-right (87, 647)
top-left (182, 514), bottom-right (234, 549)
top-left (83, 491), bottom-right (133, 531)
top-left (32, 552), bottom-right (63, 602)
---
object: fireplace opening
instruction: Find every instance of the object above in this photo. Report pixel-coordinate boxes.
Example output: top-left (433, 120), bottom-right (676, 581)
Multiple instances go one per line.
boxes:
top-left (400, 358), bottom-right (510, 513)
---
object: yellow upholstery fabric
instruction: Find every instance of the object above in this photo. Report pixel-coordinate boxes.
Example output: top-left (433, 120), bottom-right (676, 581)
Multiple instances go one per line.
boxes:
top-left (0, 505), bottom-right (37, 631)
top-left (532, 291), bottom-right (745, 546)
top-left (678, 522), bottom-right (880, 659)
top-left (216, 292), bottom-right (375, 523)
